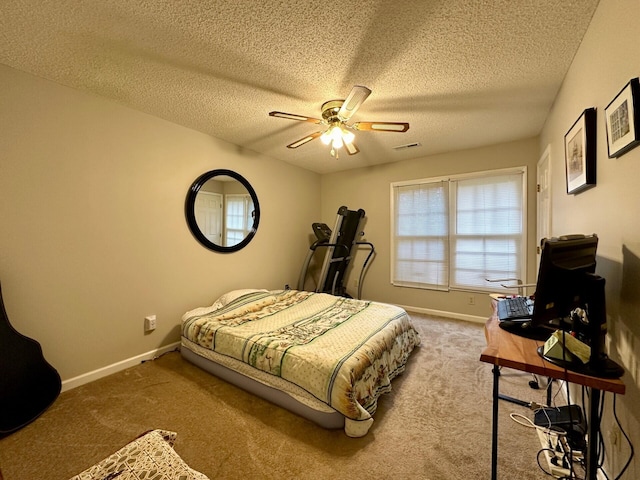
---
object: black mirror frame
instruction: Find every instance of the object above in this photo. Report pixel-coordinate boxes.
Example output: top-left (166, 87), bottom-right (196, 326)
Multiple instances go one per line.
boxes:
top-left (185, 169), bottom-right (260, 253)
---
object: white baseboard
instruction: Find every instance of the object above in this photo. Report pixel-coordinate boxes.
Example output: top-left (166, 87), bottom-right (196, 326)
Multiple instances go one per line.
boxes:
top-left (61, 342), bottom-right (181, 392)
top-left (400, 304), bottom-right (487, 324)
top-left (56, 308), bottom-right (481, 392)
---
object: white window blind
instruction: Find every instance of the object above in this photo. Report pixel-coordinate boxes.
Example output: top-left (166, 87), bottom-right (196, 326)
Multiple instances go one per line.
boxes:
top-left (225, 194), bottom-right (254, 246)
top-left (391, 169), bottom-right (526, 291)
top-left (393, 180), bottom-right (449, 290)
top-left (450, 173), bottom-right (524, 290)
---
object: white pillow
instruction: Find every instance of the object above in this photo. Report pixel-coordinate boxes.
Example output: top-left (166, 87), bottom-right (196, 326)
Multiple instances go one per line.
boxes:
top-left (181, 289), bottom-right (268, 322)
top-left (214, 288), bottom-right (268, 306)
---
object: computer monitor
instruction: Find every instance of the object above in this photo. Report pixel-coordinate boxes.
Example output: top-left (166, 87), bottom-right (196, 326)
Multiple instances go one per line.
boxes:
top-left (530, 234), bottom-right (598, 330)
top-left (501, 234), bottom-right (623, 378)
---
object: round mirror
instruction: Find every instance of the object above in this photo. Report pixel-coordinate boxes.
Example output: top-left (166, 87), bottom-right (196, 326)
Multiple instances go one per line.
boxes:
top-left (185, 169), bottom-right (260, 253)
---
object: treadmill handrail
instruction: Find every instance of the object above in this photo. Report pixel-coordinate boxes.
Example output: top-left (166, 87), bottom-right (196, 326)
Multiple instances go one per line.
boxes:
top-left (310, 243), bottom-right (350, 255)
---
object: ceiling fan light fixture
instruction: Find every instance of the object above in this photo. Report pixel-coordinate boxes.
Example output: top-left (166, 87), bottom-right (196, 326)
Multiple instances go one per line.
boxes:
top-left (342, 129), bottom-right (355, 144)
top-left (330, 125), bottom-right (343, 142)
top-left (269, 85), bottom-right (409, 156)
top-left (321, 124), bottom-right (352, 149)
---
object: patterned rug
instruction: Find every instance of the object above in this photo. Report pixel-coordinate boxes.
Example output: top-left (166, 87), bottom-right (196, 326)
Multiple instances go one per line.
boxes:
top-left (69, 430), bottom-right (209, 480)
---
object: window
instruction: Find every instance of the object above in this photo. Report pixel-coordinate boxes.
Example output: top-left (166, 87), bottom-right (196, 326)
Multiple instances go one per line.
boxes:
top-left (391, 168), bottom-right (526, 291)
top-left (225, 194), bottom-right (254, 246)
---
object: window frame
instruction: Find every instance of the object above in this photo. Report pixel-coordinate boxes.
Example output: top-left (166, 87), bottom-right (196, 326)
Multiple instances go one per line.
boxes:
top-left (390, 166), bottom-right (527, 293)
top-left (224, 193), bottom-right (254, 246)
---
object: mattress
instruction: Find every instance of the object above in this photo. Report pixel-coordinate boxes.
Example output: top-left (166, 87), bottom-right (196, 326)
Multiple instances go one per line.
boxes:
top-left (181, 289), bottom-right (420, 437)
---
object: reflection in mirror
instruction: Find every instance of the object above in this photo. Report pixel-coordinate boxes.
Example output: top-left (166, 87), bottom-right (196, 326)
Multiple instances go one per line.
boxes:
top-left (195, 176), bottom-right (255, 247)
top-left (185, 170), bottom-right (260, 253)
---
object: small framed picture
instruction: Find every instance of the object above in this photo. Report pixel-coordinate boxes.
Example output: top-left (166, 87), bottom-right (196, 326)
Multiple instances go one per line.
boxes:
top-left (565, 108), bottom-right (596, 195)
top-left (605, 78), bottom-right (640, 158)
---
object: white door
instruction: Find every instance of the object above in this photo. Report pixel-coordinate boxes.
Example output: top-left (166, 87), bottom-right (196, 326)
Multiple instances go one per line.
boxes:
top-left (195, 192), bottom-right (223, 244)
top-left (536, 145), bottom-right (551, 266)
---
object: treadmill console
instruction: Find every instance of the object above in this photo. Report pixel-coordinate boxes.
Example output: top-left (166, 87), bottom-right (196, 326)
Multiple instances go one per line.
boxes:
top-left (312, 223), bottom-right (332, 243)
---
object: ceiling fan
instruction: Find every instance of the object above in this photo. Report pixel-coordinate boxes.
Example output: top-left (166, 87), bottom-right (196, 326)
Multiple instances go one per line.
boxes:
top-left (269, 85), bottom-right (409, 158)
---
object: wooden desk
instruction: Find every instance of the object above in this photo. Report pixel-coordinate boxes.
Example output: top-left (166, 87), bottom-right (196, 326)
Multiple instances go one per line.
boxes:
top-left (480, 315), bottom-right (625, 480)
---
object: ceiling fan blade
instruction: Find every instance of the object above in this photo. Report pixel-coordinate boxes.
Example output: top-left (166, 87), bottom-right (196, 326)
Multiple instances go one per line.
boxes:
top-left (286, 131), bottom-right (323, 149)
top-left (352, 121), bottom-right (410, 132)
top-left (269, 111), bottom-right (322, 124)
top-left (338, 85), bottom-right (372, 121)
top-left (344, 141), bottom-right (360, 155)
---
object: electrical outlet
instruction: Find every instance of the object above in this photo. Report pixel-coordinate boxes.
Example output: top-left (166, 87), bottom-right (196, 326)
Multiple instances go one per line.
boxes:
top-left (609, 425), bottom-right (622, 451)
top-left (468, 295), bottom-right (475, 305)
top-left (144, 315), bottom-right (157, 332)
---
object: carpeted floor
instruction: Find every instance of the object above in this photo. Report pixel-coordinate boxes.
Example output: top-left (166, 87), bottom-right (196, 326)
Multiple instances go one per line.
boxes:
top-left (0, 313), bottom-right (556, 479)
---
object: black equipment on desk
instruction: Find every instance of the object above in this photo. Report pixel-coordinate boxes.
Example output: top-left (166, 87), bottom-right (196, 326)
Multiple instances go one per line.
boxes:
top-left (497, 296), bottom-right (533, 321)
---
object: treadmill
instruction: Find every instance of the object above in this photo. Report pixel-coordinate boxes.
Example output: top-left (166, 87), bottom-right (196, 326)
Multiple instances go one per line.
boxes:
top-left (298, 206), bottom-right (374, 298)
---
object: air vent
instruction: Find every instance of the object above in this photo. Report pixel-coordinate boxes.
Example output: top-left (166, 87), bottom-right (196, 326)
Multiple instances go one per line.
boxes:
top-left (392, 142), bottom-right (422, 151)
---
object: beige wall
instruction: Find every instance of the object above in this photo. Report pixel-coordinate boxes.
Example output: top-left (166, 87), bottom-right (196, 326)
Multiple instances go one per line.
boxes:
top-left (0, 64), bottom-right (320, 381)
top-left (2, 1), bottom-right (637, 474)
top-left (321, 137), bottom-right (540, 320)
top-left (539, 0), bottom-right (639, 477)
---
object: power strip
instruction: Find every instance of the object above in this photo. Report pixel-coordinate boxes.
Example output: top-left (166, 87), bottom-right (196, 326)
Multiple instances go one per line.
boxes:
top-left (536, 428), bottom-right (575, 478)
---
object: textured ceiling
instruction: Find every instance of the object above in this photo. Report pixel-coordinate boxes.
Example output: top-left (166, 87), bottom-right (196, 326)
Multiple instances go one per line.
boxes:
top-left (0, 0), bottom-right (600, 174)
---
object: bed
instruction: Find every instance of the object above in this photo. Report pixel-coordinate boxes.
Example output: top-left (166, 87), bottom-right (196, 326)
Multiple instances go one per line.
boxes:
top-left (180, 289), bottom-right (420, 437)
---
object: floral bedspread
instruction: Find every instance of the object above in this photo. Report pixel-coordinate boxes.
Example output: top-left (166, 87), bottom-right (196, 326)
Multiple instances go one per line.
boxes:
top-left (182, 290), bottom-right (420, 426)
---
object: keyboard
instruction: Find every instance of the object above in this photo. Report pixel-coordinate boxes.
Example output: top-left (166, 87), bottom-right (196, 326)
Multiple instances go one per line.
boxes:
top-left (497, 296), bottom-right (534, 321)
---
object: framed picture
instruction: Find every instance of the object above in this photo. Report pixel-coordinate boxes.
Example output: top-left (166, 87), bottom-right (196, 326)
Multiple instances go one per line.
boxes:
top-left (565, 108), bottom-right (596, 194)
top-left (605, 78), bottom-right (640, 158)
